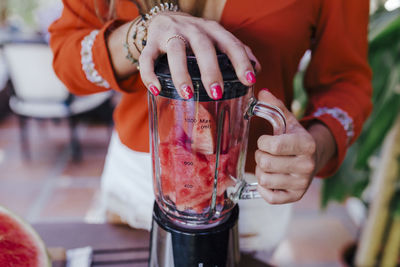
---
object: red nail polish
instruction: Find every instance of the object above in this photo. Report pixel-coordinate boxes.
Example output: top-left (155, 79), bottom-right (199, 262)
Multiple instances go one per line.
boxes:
top-left (261, 88), bottom-right (270, 93)
top-left (210, 84), bottom-right (222, 100)
top-left (149, 85), bottom-right (160, 96)
top-left (246, 71), bottom-right (256, 84)
top-left (181, 85), bottom-right (193, 99)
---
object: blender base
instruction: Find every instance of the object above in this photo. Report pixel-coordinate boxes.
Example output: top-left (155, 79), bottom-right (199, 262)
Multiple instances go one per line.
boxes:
top-left (149, 204), bottom-right (240, 267)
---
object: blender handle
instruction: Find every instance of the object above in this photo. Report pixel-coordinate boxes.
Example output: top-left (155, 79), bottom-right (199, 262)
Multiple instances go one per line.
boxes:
top-left (240, 97), bottom-right (287, 200)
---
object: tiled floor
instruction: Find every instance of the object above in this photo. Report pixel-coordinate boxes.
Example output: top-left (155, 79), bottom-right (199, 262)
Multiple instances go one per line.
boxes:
top-left (0, 112), bottom-right (357, 266)
top-left (0, 114), bottom-right (108, 222)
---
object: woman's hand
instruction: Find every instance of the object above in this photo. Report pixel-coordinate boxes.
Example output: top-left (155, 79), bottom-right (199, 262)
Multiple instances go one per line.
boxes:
top-left (255, 89), bottom-right (337, 204)
top-left (139, 12), bottom-right (260, 99)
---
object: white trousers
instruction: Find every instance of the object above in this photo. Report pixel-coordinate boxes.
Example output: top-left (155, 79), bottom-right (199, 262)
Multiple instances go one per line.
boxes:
top-left (101, 132), bottom-right (154, 230)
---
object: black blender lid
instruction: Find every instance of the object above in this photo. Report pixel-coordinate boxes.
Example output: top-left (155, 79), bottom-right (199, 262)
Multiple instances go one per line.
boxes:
top-left (154, 53), bottom-right (250, 101)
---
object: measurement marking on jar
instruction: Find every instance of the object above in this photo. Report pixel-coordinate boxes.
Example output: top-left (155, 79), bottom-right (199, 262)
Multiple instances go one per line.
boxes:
top-left (184, 184), bottom-right (193, 189)
top-left (200, 124), bottom-right (211, 129)
top-left (185, 118), bottom-right (197, 123)
top-left (183, 161), bottom-right (193, 166)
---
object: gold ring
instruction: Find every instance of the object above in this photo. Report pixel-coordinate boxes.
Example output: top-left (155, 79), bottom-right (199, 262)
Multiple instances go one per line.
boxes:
top-left (165, 34), bottom-right (188, 49)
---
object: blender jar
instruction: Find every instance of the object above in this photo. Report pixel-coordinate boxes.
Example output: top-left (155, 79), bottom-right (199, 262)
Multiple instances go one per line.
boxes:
top-left (149, 54), bottom-right (286, 227)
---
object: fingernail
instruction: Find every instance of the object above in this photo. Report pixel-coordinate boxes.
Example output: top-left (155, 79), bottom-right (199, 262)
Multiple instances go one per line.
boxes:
top-left (210, 83), bottom-right (223, 100)
top-left (149, 85), bottom-right (160, 96)
top-left (181, 85), bottom-right (193, 99)
top-left (246, 71), bottom-right (256, 84)
top-left (261, 88), bottom-right (270, 93)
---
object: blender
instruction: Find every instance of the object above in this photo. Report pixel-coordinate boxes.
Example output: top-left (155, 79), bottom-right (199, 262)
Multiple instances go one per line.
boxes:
top-left (148, 53), bottom-right (286, 266)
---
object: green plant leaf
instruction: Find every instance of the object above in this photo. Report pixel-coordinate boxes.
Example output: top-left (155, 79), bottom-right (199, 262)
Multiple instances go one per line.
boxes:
top-left (355, 65), bottom-right (400, 169)
top-left (391, 156), bottom-right (400, 217)
top-left (369, 8), bottom-right (400, 45)
top-left (391, 192), bottom-right (400, 217)
top-left (369, 49), bottom-right (398, 104)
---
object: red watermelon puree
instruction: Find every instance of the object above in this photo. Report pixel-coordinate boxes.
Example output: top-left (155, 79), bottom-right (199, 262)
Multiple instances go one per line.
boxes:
top-left (159, 126), bottom-right (239, 213)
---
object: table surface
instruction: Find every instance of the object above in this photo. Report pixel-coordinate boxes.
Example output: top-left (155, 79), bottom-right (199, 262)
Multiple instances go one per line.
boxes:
top-left (33, 222), bottom-right (271, 267)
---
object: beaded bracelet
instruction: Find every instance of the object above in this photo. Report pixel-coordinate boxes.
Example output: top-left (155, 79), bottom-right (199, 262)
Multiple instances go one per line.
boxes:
top-left (124, 1), bottom-right (180, 63)
top-left (144, 2), bottom-right (179, 21)
top-left (124, 17), bottom-right (141, 66)
top-left (132, 18), bottom-right (148, 53)
top-left (136, 2), bottom-right (180, 52)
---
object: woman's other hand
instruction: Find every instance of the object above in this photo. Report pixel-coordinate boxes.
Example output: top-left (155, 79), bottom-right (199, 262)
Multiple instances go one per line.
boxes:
top-left (139, 12), bottom-right (260, 99)
top-left (255, 89), bottom-right (337, 204)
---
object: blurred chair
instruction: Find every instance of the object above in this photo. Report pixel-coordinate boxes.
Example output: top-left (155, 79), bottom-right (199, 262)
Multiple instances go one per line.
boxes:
top-left (0, 50), bottom-right (10, 119)
top-left (3, 43), bottom-right (113, 161)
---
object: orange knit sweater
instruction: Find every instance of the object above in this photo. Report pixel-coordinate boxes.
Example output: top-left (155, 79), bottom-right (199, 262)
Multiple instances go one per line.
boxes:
top-left (49, 0), bottom-right (372, 177)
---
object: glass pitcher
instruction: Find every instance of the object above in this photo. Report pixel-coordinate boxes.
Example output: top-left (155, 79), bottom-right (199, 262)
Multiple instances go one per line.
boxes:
top-left (149, 54), bottom-right (286, 227)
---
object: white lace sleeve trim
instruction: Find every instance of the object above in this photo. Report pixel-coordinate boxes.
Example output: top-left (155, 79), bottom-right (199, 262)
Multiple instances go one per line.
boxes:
top-left (313, 107), bottom-right (354, 144)
top-left (81, 30), bottom-right (110, 89)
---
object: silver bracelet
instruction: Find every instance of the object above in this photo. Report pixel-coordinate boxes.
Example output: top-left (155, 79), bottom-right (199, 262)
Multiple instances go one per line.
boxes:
top-left (144, 2), bottom-right (179, 21)
top-left (128, 2), bottom-right (179, 54)
top-left (81, 30), bottom-right (111, 89)
top-left (124, 17), bottom-right (141, 66)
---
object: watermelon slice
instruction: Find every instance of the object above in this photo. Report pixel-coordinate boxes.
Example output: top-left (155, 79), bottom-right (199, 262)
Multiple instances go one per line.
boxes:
top-left (191, 103), bottom-right (215, 155)
top-left (0, 206), bottom-right (50, 267)
top-left (159, 140), bottom-right (212, 211)
top-left (159, 125), bottom-right (240, 213)
top-left (158, 99), bottom-right (216, 154)
top-left (157, 99), bottom-right (176, 144)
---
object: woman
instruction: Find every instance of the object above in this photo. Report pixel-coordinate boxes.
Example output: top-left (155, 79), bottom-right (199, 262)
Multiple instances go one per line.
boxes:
top-left (49, 0), bottom-right (372, 232)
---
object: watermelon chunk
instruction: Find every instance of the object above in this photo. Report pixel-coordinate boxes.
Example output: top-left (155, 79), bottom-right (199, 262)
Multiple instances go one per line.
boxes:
top-left (160, 140), bottom-right (213, 211)
top-left (0, 206), bottom-right (50, 267)
top-left (159, 127), bottom-right (240, 213)
top-left (158, 100), bottom-right (216, 154)
top-left (191, 103), bottom-right (216, 155)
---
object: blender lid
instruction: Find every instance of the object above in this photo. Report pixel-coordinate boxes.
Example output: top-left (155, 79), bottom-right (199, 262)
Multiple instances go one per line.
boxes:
top-left (154, 53), bottom-right (251, 101)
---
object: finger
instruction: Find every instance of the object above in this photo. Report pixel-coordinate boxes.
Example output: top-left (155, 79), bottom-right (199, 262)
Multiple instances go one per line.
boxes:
top-left (257, 89), bottom-right (290, 117)
top-left (257, 88), bottom-right (300, 135)
top-left (209, 26), bottom-right (256, 86)
top-left (166, 36), bottom-right (194, 99)
top-left (186, 30), bottom-right (224, 100)
top-left (139, 44), bottom-right (162, 96)
top-left (255, 166), bottom-right (309, 191)
top-left (255, 166), bottom-right (291, 189)
top-left (244, 45), bottom-right (261, 73)
top-left (257, 132), bottom-right (316, 156)
top-left (257, 185), bottom-right (301, 204)
top-left (255, 149), bottom-right (316, 174)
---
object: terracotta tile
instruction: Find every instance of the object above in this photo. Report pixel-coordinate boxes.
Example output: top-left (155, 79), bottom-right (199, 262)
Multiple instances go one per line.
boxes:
top-left (0, 149), bottom-right (65, 181)
top-left (0, 116), bottom-right (20, 146)
top-left (79, 125), bottom-right (111, 145)
top-left (26, 121), bottom-right (72, 147)
top-left (0, 115), bottom-right (18, 129)
top-left (39, 186), bottom-right (98, 220)
top-left (62, 156), bottom-right (105, 178)
top-left (1, 120), bottom-right (71, 160)
top-left (0, 180), bottom-right (44, 219)
top-left (61, 126), bottom-right (109, 177)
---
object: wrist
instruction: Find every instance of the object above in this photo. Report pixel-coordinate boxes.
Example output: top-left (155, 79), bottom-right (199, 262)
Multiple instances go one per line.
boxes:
top-left (307, 122), bottom-right (337, 173)
top-left (107, 2), bottom-right (180, 80)
top-left (107, 21), bottom-right (140, 79)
